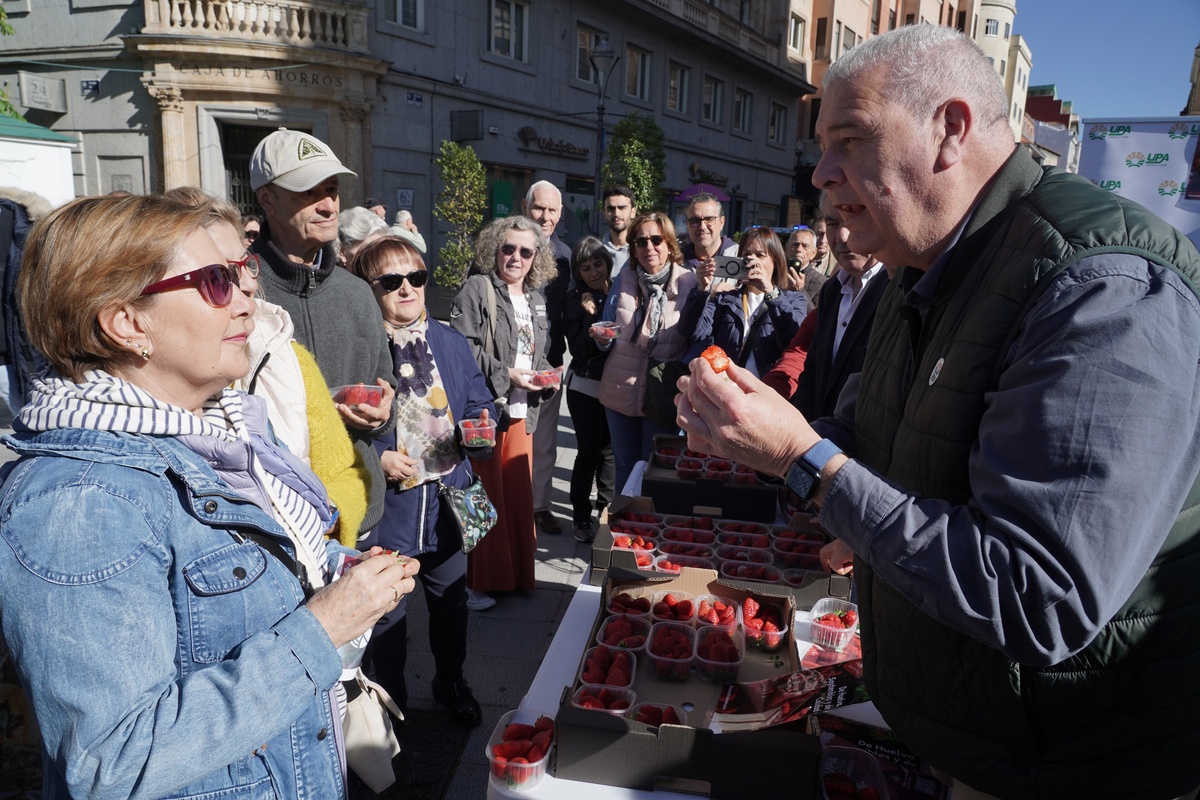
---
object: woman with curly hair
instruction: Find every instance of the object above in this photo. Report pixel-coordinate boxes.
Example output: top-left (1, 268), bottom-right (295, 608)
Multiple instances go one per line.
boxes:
top-left (450, 215), bottom-right (558, 609)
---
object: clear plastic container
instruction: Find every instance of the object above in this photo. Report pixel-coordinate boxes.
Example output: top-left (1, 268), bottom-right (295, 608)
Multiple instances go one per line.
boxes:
top-left (663, 514), bottom-right (717, 531)
top-left (819, 745), bottom-right (889, 800)
top-left (530, 369), bottom-right (562, 388)
top-left (810, 597), bottom-right (858, 651)
top-left (650, 590), bottom-right (696, 624)
top-left (661, 525), bottom-right (717, 546)
top-left (715, 544), bottom-right (774, 565)
top-left (716, 529), bottom-right (772, 550)
top-left (571, 683), bottom-right (635, 715)
top-left (651, 445), bottom-right (682, 469)
top-left (605, 586), bottom-right (654, 617)
top-left (693, 593), bottom-right (741, 629)
top-left (694, 626), bottom-right (744, 683)
top-left (743, 600), bottom-right (790, 653)
top-left (330, 383), bottom-right (383, 407)
top-left (629, 702), bottom-right (689, 727)
top-left (646, 622), bottom-right (696, 682)
top-left (658, 540), bottom-right (716, 560)
top-left (653, 553), bottom-right (717, 574)
top-left (458, 417), bottom-right (497, 447)
top-left (578, 646), bottom-right (637, 687)
top-left (719, 560), bottom-right (783, 585)
top-left (608, 510), bottom-right (666, 529)
top-left (595, 613), bottom-right (651, 651)
top-left (485, 708), bottom-right (555, 792)
top-left (772, 537), bottom-right (823, 570)
top-left (589, 320), bottom-right (623, 340)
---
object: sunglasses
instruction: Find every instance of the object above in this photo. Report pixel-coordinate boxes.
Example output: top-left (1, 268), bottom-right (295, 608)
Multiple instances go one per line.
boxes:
top-left (229, 254), bottom-right (259, 279)
top-left (633, 235), bottom-right (665, 249)
top-left (372, 271), bottom-right (429, 292)
top-left (499, 243), bottom-right (536, 260)
top-left (141, 263), bottom-right (241, 308)
top-left (243, 229), bottom-right (259, 241)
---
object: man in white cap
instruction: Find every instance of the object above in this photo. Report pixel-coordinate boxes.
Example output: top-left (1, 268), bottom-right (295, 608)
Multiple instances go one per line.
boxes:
top-left (247, 128), bottom-right (396, 535)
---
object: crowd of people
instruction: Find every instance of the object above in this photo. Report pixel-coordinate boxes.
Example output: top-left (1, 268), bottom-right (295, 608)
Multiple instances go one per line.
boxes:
top-left (2, 22), bottom-right (1199, 800)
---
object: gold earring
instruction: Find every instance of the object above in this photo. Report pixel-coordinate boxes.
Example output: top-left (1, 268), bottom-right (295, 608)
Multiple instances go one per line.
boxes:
top-left (140, 346), bottom-right (150, 361)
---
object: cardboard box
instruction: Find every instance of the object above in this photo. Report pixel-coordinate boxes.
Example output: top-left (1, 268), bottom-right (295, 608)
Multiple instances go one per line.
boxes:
top-left (555, 568), bottom-right (845, 797)
top-left (590, 497), bottom-right (853, 611)
top-left (641, 435), bottom-right (781, 522)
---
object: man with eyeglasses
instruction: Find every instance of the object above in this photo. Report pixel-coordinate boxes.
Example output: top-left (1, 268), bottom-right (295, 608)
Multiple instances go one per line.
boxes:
top-left (680, 193), bottom-right (739, 290)
top-left (522, 180), bottom-right (572, 535)
top-left (241, 214), bottom-right (262, 249)
top-left (247, 128), bottom-right (397, 537)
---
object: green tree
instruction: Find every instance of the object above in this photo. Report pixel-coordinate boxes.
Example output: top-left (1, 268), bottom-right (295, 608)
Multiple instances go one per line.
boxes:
top-left (432, 140), bottom-right (487, 290)
top-left (601, 111), bottom-right (665, 212)
top-left (0, 8), bottom-right (23, 121)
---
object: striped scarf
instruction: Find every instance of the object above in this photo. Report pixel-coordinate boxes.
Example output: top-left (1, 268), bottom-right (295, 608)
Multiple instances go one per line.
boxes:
top-left (19, 371), bottom-right (332, 582)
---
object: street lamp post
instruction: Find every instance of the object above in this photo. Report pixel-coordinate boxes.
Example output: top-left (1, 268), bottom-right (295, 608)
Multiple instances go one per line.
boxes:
top-left (589, 39), bottom-right (619, 236)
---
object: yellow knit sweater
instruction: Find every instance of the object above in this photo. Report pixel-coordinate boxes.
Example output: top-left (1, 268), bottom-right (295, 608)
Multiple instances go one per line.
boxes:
top-left (293, 342), bottom-right (371, 547)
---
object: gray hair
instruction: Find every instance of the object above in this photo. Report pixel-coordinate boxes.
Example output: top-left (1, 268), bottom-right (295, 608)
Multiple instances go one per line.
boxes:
top-left (394, 209), bottom-right (413, 226)
top-left (524, 180), bottom-right (561, 207)
top-left (686, 192), bottom-right (724, 216)
top-left (824, 25), bottom-right (1008, 131)
top-left (339, 205), bottom-right (391, 248)
top-left (473, 215), bottom-right (558, 290)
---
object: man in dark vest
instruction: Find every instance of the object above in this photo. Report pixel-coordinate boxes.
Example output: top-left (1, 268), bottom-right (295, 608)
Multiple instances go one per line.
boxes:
top-left (676, 24), bottom-right (1200, 800)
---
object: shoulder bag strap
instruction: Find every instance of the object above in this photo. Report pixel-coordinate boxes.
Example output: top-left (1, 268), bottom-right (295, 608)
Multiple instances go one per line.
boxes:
top-left (483, 277), bottom-right (498, 358)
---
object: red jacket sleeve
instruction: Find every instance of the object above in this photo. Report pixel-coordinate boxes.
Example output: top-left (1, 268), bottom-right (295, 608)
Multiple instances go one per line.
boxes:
top-left (760, 307), bottom-right (818, 399)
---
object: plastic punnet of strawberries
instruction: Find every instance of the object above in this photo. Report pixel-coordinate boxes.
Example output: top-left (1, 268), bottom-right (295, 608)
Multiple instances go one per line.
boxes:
top-left (648, 623), bottom-right (695, 682)
top-left (489, 714), bottom-right (555, 789)
top-left (742, 597), bottom-right (789, 653)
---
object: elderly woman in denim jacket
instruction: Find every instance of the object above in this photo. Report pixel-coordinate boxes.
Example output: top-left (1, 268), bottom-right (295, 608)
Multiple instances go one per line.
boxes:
top-left (0, 194), bottom-right (418, 800)
top-left (450, 215), bottom-right (558, 610)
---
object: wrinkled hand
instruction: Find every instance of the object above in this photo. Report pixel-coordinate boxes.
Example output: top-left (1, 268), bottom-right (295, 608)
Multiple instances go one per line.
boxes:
top-left (307, 547), bottom-right (420, 649)
top-left (820, 539), bottom-right (855, 576)
top-left (381, 450), bottom-right (419, 483)
top-left (786, 266), bottom-right (805, 291)
top-left (675, 357), bottom-right (818, 478)
top-left (337, 379), bottom-right (394, 431)
top-left (508, 367), bottom-right (540, 392)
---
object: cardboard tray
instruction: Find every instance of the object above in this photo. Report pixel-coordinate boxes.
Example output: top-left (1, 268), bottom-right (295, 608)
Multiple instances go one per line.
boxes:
top-left (555, 567), bottom-right (821, 797)
top-left (641, 434), bottom-right (781, 522)
top-left (590, 496), bottom-right (853, 610)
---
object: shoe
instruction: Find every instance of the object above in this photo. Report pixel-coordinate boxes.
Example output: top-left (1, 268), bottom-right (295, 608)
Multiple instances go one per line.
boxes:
top-left (465, 588), bottom-right (495, 611)
top-left (534, 509), bottom-right (563, 534)
top-left (573, 521), bottom-right (595, 543)
top-left (431, 676), bottom-right (483, 728)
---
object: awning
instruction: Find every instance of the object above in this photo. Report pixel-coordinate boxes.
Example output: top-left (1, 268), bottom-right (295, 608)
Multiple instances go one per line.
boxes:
top-left (673, 182), bottom-right (731, 203)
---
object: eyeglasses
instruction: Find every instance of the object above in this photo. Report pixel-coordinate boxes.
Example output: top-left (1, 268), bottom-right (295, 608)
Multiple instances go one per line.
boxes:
top-left (499, 243), bottom-right (536, 260)
top-left (141, 263), bottom-right (241, 308)
top-left (243, 229), bottom-right (259, 241)
top-left (229, 254), bottom-right (259, 279)
top-left (633, 235), bottom-right (665, 249)
top-left (372, 271), bottom-right (429, 292)
top-left (686, 215), bottom-right (720, 228)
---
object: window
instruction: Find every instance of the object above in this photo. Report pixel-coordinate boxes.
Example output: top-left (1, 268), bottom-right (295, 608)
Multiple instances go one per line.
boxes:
top-left (702, 75), bottom-right (724, 123)
top-left (384, 0), bottom-right (422, 29)
top-left (769, 102), bottom-right (787, 144)
top-left (814, 17), bottom-right (828, 59)
top-left (808, 98), bottom-right (821, 139)
top-left (984, 18), bottom-right (998, 36)
top-left (739, 0), bottom-right (750, 24)
top-left (733, 89), bottom-right (752, 133)
top-left (576, 26), bottom-right (606, 83)
top-left (788, 14), bottom-right (805, 52)
top-left (1004, 22), bottom-right (1011, 39)
top-left (1000, 59), bottom-right (1006, 77)
top-left (833, 21), bottom-right (841, 60)
top-left (905, 13), bottom-right (914, 24)
top-left (842, 26), bottom-right (857, 57)
top-left (626, 45), bottom-right (651, 101)
top-left (490, 0), bottom-right (527, 61)
top-left (888, 10), bottom-right (895, 30)
top-left (956, 10), bottom-right (966, 31)
top-left (667, 62), bottom-right (690, 113)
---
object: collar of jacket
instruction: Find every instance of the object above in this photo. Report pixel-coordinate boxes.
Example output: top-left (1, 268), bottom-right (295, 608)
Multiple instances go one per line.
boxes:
top-left (249, 221), bottom-right (338, 295)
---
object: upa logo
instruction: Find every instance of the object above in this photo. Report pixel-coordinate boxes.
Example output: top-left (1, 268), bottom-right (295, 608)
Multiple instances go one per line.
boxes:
top-left (1125, 152), bottom-right (1146, 168)
top-left (1158, 180), bottom-right (1180, 197)
top-left (1099, 180), bottom-right (1122, 192)
top-left (1167, 122), bottom-right (1200, 140)
top-left (1088, 124), bottom-right (1109, 140)
top-left (1144, 153), bottom-right (1170, 165)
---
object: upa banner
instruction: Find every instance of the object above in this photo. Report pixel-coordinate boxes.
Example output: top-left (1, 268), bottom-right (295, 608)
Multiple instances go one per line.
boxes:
top-left (1078, 117), bottom-right (1200, 248)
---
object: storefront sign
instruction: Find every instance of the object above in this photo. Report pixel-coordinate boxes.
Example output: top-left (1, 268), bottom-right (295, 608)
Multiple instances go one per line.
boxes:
top-left (176, 63), bottom-right (345, 89)
top-left (516, 125), bottom-right (589, 159)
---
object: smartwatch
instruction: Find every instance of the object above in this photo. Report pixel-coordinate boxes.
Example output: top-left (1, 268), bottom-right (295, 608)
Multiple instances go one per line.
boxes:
top-left (784, 439), bottom-right (843, 501)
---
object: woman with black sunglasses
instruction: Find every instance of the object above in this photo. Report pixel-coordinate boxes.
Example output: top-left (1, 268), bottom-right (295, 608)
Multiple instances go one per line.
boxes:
top-left (450, 215), bottom-right (558, 611)
top-left (0, 194), bottom-right (419, 799)
top-left (349, 236), bottom-right (495, 728)
top-left (595, 212), bottom-right (699, 494)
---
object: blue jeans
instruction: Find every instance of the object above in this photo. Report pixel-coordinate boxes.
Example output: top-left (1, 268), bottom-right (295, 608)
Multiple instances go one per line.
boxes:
top-left (605, 408), bottom-right (677, 496)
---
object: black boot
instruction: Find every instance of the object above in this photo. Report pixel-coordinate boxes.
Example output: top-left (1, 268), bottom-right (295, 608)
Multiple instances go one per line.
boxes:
top-left (431, 675), bottom-right (482, 727)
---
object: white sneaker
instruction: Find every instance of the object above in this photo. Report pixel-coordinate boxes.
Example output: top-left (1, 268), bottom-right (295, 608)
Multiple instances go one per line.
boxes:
top-left (466, 589), bottom-right (496, 611)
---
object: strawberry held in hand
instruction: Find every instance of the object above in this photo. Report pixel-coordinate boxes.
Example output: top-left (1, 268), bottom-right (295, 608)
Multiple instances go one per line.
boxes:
top-left (700, 345), bottom-right (732, 374)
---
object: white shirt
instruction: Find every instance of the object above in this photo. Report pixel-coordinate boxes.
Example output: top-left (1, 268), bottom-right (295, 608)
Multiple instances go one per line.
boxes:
top-left (833, 263), bottom-right (884, 358)
top-left (507, 291), bottom-right (534, 420)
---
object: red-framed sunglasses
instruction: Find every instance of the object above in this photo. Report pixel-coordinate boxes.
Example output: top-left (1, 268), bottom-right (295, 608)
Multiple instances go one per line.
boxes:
top-left (140, 263), bottom-right (241, 308)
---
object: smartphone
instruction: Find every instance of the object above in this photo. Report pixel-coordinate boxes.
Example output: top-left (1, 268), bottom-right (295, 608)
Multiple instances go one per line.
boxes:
top-left (712, 255), bottom-right (750, 282)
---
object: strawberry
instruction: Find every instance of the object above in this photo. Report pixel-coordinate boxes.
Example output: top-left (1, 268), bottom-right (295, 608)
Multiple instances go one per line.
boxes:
top-left (502, 722), bottom-right (538, 742)
top-left (606, 668), bottom-right (630, 686)
top-left (700, 345), bottom-right (732, 373)
top-left (533, 715), bottom-right (555, 732)
top-left (491, 755), bottom-right (508, 779)
top-left (633, 705), bottom-right (663, 726)
top-left (742, 597), bottom-right (760, 620)
top-left (843, 610), bottom-right (859, 628)
top-left (527, 746), bottom-right (546, 763)
top-left (661, 706), bottom-right (682, 725)
top-left (532, 729), bottom-right (553, 751)
top-left (493, 741), bottom-right (524, 759)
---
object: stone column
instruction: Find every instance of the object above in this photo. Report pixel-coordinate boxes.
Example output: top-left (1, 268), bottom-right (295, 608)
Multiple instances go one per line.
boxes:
top-left (148, 83), bottom-right (187, 190)
top-left (340, 102), bottom-right (370, 206)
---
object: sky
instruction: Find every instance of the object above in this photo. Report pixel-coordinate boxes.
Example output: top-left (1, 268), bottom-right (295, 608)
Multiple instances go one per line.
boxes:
top-left (1015, 0), bottom-right (1200, 121)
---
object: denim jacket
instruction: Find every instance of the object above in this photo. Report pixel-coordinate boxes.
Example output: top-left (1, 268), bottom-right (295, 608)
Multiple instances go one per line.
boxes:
top-left (0, 427), bottom-right (346, 799)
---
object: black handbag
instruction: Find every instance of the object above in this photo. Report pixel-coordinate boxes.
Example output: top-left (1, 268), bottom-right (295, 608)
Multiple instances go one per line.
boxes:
top-left (437, 477), bottom-right (498, 553)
